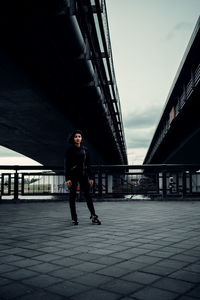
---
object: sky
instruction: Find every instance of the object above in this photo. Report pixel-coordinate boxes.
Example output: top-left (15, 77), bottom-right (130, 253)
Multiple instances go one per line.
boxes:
top-left (106, 0), bottom-right (200, 164)
top-left (0, 0), bottom-right (200, 165)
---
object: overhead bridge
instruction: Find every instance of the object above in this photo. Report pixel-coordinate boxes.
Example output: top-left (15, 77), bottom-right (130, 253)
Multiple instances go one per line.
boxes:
top-left (144, 17), bottom-right (200, 164)
top-left (0, 0), bottom-right (127, 166)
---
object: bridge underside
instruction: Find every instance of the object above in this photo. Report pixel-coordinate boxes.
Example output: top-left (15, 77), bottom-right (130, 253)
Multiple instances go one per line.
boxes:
top-left (0, 5), bottom-right (126, 166)
top-left (144, 17), bottom-right (200, 165)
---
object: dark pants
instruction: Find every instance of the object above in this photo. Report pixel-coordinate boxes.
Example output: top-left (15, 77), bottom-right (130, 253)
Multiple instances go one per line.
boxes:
top-left (69, 175), bottom-right (96, 221)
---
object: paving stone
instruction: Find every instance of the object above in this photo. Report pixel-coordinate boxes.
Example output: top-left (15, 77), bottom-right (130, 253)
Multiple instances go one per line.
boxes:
top-left (71, 273), bottom-right (112, 287)
top-left (132, 255), bottom-right (162, 265)
top-left (8, 258), bottom-right (42, 268)
top-left (22, 274), bottom-right (63, 288)
top-left (33, 253), bottom-right (62, 262)
top-left (120, 241), bottom-right (143, 248)
top-left (0, 201), bottom-right (200, 300)
top-left (0, 264), bottom-right (19, 274)
top-left (152, 277), bottom-right (194, 293)
top-left (96, 265), bottom-right (131, 278)
top-left (110, 251), bottom-right (140, 260)
top-left (0, 282), bottom-right (34, 299)
top-left (160, 246), bottom-right (185, 254)
top-left (131, 286), bottom-right (178, 300)
top-left (182, 249), bottom-right (200, 257)
top-left (187, 285), bottom-right (200, 298)
top-left (72, 252), bottom-right (105, 262)
top-left (51, 257), bottom-right (82, 267)
top-left (27, 262), bottom-right (62, 274)
top-left (19, 243), bottom-right (46, 251)
top-left (119, 298), bottom-right (136, 300)
top-left (171, 254), bottom-right (199, 263)
top-left (49, 267), bottom-right (85, 280)
top-left (47, 280), bottom-right (90, 297)
top-left (0, 254), bottom-right (24, 263)
top-left (104, 244), bottom-right (131, 251)
top-left (136, 243), bottom-right (163, 250)
top-left (140, 265), bottom-right (176, 276)
top-left (2, 247), bottom-right (26, 255)
top-left (149, 240), bottom-right (174, 246)
top-left (38, 246), bottom-right (67, 253)
top-left (93, 256), bottom-right (124, 266)
top-left (87, 248), bottom-right (117, 255)
top-left (36, 241), bottom-right (63, 247)
top-left (100, 278), bottom-right (143, 295)
top-left (115, 260), bottom-right (146, 272)
top-left (2, 268), bottom-right (39, 280)
top-left (184, 264), bottom-right (200, 274)
top-left (134, 238), bottom-right (156, 244)
top-left (0, 276), bottom-right (13, 286)
top-left (155, 258), bottom-right (189, 269)
top-left (177, 297), bottom-right (199, 300)
top-left (169, 270), bottom-right (200, 283)
top-left (16, 291), bottom-right (64, 300)
top-left (69, 288), bottom-right (121, 300)
top-left (70, 261), bottom-right (106, 272)
top-left (125, 248), bottom-right (152, 256)
top-left (122, 271), bottom-right (161, 284)
top-left (147, 250), bottom-right (174, 258)
top-left (16, 249), bottom-right (45, 258)
top-left (51, 248), bottom-right (81, 256)
top-left (0, 240), bottom-right (14, 247)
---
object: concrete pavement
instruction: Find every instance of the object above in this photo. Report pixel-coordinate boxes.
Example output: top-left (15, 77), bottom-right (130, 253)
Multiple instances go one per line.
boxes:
top-left (0, 200), bottom-right (200, 300)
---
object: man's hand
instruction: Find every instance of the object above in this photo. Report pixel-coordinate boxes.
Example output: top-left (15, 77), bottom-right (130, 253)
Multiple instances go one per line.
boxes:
top-left (66, 180), bottom-right (72, 188)
top-left (89, 179), bottom-right (94, 187)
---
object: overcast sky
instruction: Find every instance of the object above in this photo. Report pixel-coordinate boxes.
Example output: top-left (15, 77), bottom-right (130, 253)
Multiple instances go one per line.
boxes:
top-left (106, 0), bottom-right (200, 164)
top-left (0, 0), bottom-right (200, 165)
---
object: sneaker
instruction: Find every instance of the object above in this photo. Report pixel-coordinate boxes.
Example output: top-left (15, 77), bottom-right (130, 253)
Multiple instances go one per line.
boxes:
top-left (72, 220), bottom-right (79, 225)
top-left (90, 215), bottom-right (101, 225)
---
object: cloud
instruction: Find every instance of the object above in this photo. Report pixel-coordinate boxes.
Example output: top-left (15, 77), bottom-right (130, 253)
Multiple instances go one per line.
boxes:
top-left (123, 105), bottom-right (161, 150)
top-left (123, 104), bottom-right (161, 129)
top-left (127, 137), bottom-right (150, 149)
top-left (125, 126), bottom-right (155, 149)
top-left (166, 22), bottom-right (192, 41)
top-left (127, 147), bottom-right (147, 165)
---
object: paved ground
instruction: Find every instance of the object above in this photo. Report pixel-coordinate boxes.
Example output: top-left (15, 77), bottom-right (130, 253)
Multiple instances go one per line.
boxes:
top-left (0, 200), bottom-right (200, 300)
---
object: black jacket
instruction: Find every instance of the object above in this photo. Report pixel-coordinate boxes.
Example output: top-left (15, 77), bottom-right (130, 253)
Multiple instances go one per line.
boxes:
top-left (64, 145), bottom-right (93, 181)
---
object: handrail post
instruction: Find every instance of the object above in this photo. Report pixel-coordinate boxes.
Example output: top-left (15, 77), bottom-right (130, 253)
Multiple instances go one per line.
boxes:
top-left (0, 172), bottom-right (2, 202)
top-left (21, 174), bottom-right (24, 196)
top-left (162, 171), bottom-right (167, 199)
top-left (14, 169), bottom-right (19, 203)
top-left (182, 171), bottom-right (186, 198)
top-left (156, 172), bottom-right (160, 195)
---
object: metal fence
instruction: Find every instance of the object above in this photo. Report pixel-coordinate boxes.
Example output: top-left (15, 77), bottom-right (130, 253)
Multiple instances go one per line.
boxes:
top-left (0, 165), bottom-right (200, 202)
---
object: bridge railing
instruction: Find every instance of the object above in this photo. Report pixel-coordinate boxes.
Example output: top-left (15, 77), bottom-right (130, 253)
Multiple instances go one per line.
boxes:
top-left (145, 51), bottom-right (200, 164)
top-left (0, 164), bottom-right (200, 202)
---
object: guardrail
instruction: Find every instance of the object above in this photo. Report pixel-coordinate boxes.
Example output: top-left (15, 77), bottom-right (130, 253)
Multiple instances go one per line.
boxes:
top-left (0, 164), bottom-right (200, 202)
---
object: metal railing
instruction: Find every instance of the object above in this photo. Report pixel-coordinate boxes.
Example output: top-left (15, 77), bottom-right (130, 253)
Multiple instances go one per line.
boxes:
top-left (1, 165), bottom-right (200, 202)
